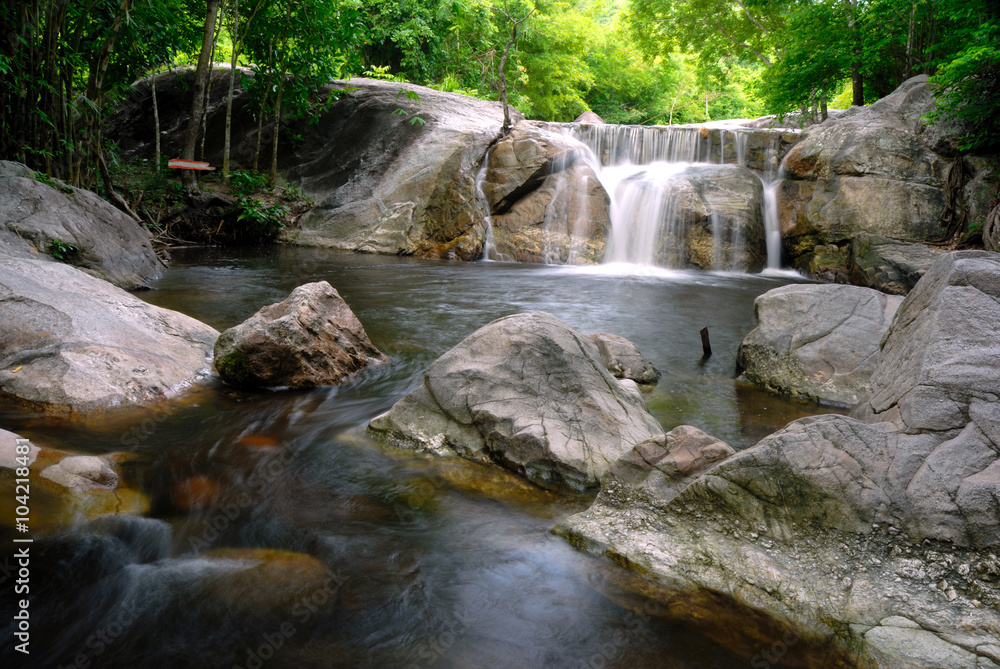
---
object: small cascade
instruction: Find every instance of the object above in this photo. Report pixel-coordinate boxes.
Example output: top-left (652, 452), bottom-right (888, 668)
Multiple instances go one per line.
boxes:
top-left (475, 152), bottom-right (498, 261)
top-left (762, 179), bottom-right (781, 269)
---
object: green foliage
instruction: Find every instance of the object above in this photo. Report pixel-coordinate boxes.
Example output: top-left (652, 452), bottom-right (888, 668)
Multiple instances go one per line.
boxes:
top-left (48, 238), bottom-right (80, 261)
top-left (234, 197), bottom-right (287, 241)
top-left (229, 170), bottom-right (269, 196)
top-left (927, 18), bottom-right (1000, 152)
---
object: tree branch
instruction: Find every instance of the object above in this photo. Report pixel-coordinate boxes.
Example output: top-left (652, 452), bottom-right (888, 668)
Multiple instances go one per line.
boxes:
top-left (701, 19), bottom-right (772, 68)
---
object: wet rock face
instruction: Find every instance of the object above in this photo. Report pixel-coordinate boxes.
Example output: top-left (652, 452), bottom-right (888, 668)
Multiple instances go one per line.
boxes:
top-left (107, 74), bottom-right (517, 261)
top-left (0, 160), bottom-right (163, 289)
top-left (368, 312), bottom-right (664, 491)
top-left (484, 123), bottom-right (612, 265)
top-left (0, 255), bottom-right (217, 414)
top-left (559, 251), bottom-right (1000, 669)
top-left (736, 283), bottom-right (902, 406)
top-left (214, 281), bottom-right (386, 389)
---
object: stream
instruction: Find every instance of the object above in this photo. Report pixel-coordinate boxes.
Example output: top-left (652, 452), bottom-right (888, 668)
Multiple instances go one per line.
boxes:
top-left (1, 247), bottom-right (848, 668)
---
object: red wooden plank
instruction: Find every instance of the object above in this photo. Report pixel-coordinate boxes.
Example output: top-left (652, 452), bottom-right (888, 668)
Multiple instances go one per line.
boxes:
top-left (168, 158), bottom-right (216, 171)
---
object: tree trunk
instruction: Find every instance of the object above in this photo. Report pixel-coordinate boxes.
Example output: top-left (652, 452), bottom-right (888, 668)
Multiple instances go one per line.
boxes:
top-left (199, 0), bottom-right (226, 161)
top-left (498, 24), bottom-right (517, 135)
top-left (846, 0), bottom-right (864, 106)
top-left (269, 81), bottom-right (284, 184)
top-left (181, 0), bottom-right (222, 193)
top-left (152, 67), bottom-right (161, 172)
top-left (223, 0), bottom-right (241, 183)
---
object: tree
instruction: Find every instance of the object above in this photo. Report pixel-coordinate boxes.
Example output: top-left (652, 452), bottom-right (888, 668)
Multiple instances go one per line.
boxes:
top-left (180, 0), bottom-right (223, 193)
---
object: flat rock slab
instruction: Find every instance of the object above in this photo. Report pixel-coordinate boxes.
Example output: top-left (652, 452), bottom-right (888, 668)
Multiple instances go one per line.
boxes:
top-left (737, 283), bottom-right (902, 406)
top-left (369, 311), bottom-right (664, 491)
top-left (214, 281), bottom-right (386, 389)
top-left (0, 255), bottom-right (218, 414)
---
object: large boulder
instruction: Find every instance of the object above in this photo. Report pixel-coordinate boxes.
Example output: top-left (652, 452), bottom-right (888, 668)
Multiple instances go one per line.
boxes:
top-left (605, 163), bottom-right (767, 271)
top-left (559, 251), bottom-right (1000, 669)
top-left (213, 281), bottom-right (386, 389)
top-left (483, 123), bottom-right (611, 265)
top-left (106, 73), bottom-right (520, 261)
top-left (0, 160), bottom-right (163, 288)
top-left (776, 76), bottom-right (979, 269)
top-left (368, 312), bottom-right (664, 491)
top-left (736, 284), bottom-right (902, 406)
top-left (0, 255), bottom-right (218, 414)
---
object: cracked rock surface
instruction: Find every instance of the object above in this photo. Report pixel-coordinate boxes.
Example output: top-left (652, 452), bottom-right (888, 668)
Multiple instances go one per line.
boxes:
top-left (368, 311), bottom-right (664, 491)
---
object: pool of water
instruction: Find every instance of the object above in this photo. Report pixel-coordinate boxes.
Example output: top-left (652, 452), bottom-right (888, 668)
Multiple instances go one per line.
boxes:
top-left (1, 247), bottom-right (851, 669)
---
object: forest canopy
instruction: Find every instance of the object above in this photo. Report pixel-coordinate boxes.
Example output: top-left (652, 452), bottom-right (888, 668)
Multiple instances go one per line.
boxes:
top-left (1, 0), bottom-right (997, 186)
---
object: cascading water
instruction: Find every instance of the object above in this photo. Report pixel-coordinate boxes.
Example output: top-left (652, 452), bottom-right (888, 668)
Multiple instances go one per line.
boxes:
top-left (475, 153), bottom-right (498, 261)
top-left (554, 123), bottom-right (791, 272)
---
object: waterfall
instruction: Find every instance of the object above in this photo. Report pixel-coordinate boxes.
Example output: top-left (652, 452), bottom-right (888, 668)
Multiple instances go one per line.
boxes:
top-left (475, 153), bottom-right (497, 261)
top-left (556, 123), bottom-right (789, 271)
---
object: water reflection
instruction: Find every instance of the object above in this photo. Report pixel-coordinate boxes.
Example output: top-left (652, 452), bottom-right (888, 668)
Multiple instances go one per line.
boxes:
top-left (0, 247), bottom-right (851, 668)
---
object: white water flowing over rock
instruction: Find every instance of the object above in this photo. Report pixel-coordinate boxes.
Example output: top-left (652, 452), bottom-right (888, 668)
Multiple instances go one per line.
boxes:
top-left (544, 123), bottom-right (796, 271)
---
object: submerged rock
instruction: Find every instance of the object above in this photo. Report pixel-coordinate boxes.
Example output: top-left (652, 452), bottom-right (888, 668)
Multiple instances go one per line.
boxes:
top-left (0, 429), bottom-right (148, 531)
top-left (214, 281), bottom-right (386, 389)
top-left (368, 312), bottom-right (664, 490)
top-left (559, 251), bottom-right (1000, 669)
top-left (0, 160), bottom-right (163, 288)
top-left (736, 283), bottom-right (902, 406)
top-left (0, 255), bottom-right (218, 414)
top-left (588, 332), bottom-right (660, 384)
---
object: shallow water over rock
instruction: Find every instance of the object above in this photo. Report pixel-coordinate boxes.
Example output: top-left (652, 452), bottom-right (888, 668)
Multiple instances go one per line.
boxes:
top-left (0, 247), bottom-right (849, 668)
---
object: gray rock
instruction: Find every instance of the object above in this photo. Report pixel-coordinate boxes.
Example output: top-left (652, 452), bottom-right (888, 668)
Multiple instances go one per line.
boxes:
top-left (777, 76), bottom-right (961, 267)
top-left (0, 255), bottom-right (218, 414)
top-left (736, 284), bottom-right (902, 406)
top-left (0, 164), bottom-right (163, 288)
top-left (595, 425), bottom-right (734, 511)
top-left (588, 332), bottom-right (660, 384)
top-left (283, 79), bottom-right (519, 260)
top-left (558, 250), bottom-right (1000, 668)
top-left (485, 123), bottom-right (611, 265)
top-left (214, 281), bottom-right (386, 389)
top-left (369, 312), bottom-right (664, 490)
top-left (847, 232), bottom-right (945, 294)
top-left (864, 626), bottom-right (977, 669)
top-left (572, 111), bottom-right (605, 124)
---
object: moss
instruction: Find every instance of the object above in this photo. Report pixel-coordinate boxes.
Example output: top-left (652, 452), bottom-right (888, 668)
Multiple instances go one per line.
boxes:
top-left (215, 348), bottom-right (256, 386)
